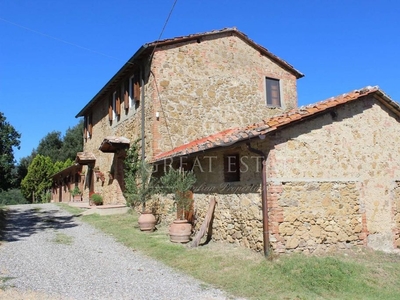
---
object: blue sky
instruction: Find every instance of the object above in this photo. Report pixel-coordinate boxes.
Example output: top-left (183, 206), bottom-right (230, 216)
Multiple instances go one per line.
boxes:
top-left (1, 0), bottom-right (399, 162)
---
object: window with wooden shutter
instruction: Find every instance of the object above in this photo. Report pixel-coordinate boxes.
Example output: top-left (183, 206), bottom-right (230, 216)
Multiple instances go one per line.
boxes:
top-left (88, 113), bottom-right (93, 137)
top-left (83, 116), bottom-right (87, 139)
top-left (116, 88), bottom-right (121, 116)
top-left (108, 94), bottom-right (113, 121)
top-left (224, 154), bottom-right (240, 182)
top-left (83, 114), bottom-right (92, 139)
top-left (134, 71), bottom-right (140, 102)
top-left (124, 79), bottom-right (129, 110)
top-left (266, 78), bottom-right (281, 107)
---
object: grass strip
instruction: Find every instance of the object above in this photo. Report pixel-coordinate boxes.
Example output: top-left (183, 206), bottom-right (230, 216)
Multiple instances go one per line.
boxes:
top-left (58, 204), bottom-right (400, 300)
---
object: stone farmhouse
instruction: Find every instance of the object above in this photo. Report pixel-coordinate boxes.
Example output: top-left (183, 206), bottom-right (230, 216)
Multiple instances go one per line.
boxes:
top-left (51, 28), bottom-right (400, 254)
top-left (51, 27), bottom-right (303, 205)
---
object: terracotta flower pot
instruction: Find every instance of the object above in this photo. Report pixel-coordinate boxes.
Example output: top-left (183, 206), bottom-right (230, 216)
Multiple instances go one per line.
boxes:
top-left (138, 212), bottom-right (156, 231)
top-left (169, 219), bottom-right (192, 243)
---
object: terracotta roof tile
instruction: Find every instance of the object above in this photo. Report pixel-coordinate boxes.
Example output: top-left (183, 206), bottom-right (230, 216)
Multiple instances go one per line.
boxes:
top-left (153, 86), bottom-right (397, 162)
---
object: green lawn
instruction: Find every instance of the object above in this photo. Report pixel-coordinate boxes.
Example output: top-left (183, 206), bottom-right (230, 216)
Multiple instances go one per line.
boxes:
top-left (28, 204), bottom-right (400, 299)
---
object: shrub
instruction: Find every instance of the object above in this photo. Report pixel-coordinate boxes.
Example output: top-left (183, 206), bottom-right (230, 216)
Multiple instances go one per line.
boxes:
top-left (0, 189), bottom-right (29, 205)
top-left (160, 168), bottom-right (196, 220)
top-left (70, 186), bottom-right (81, 197)
top-left (90, 193), bottom-right (103, 205)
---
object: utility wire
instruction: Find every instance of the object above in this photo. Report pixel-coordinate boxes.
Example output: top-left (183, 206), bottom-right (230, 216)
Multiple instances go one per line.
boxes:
top-left (148, 0), bottom-right (179, 151)
top-left (0, 16), bottom-right (128, 64)
top-left (149, 0), bottom-right (178, 61)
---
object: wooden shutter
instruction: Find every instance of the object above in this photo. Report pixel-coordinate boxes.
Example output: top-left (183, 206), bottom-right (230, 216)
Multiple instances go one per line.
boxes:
top-left (88, 113), bottom-right (93, 137)
top-left (124, 79), bottom-right (129, 110)
top-left (134, 71), bottom-right (140, 102)
top-left (83, 116), bottom-right (87, 139)
top-left (116, 88), bottom-right (121, 116)
top-left (108, 94), bottom-right (113, 121)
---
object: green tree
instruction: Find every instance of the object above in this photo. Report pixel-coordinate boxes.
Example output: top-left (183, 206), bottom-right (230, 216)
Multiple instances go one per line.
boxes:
top-left (0, 189), bottom-right (28, 205)
top-left (21, 155), bottom-right (54, 203)
top-left (36, 131), bottom-right (63, 163)
top-left (0, 112), bottom-right (21, 191)
top-left (59, 120), bottom-right (83, 162)
top-left (15, 151), bottom-right (36, 188)
top-left (53, 158), bottom-right (74, 174)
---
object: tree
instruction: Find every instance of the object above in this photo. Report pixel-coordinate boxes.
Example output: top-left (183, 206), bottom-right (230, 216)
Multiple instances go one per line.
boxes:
top-left (15, 151), bottom-right (37, 188)
top-left (0, 112), bottom-right (21, 191)
top-left (53, 158), bottom-right (74, 174)
top-left (59, 120), bottom-right (83, 162)
top-left (21, 155), bottom-right (54, 203)
top-left (36, 131), bottom-right (63, 163)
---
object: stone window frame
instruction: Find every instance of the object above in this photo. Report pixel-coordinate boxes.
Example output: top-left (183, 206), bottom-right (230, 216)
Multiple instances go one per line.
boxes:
top-left (224, 153), bottom-right (240, 182)
top-left (266, 77), bottom-right (281, 107)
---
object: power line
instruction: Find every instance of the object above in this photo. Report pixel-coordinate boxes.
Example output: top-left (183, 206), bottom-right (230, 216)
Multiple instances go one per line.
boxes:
top-left (149, 0), bottom-right (179, 61)
top-left (0, 16), bottom-right (125, 63)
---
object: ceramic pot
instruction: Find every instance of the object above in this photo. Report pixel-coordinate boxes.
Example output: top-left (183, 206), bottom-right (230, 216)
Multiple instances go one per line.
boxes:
top-left (138, 212), bottom-right (156, 231)
top-left (169, 219), bottom-right (192, 243)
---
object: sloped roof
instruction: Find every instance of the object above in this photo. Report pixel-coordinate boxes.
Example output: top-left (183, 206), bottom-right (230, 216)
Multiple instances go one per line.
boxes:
top-left (99, 136), bottom-right (130, 153)
top-left (76, 152), bottom-right (96, 165)
top-left (153, 86), bottom-right (400, 162)
top-left (51, 164), bottom-right (82, 180)
top-left (76, 27), bottom-right (303, 118)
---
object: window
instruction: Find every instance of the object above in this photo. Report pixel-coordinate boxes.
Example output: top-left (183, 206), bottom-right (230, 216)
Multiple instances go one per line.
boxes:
top-left (84, 114), bottom-right (92, 139)
top-left (266, 77), bottom-right (281, 107)
top-left (112, 91), bottom-right (117, 120)
top-left (129, 72), bottom-right (140, 110)
top-left (224, 154), bottom-right (240, 182)
top-left (128, 75), bottom-right (134, 108)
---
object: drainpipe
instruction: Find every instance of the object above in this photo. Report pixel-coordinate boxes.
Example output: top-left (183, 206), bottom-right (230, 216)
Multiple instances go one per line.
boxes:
top-left (246, 143), bottom-right (270, 257)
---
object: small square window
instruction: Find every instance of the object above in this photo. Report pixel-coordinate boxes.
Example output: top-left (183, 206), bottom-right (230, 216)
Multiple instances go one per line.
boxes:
top-left (224, 154), bottom-right (240, 182)
top-left (266, 78), bottom-right (281, 107)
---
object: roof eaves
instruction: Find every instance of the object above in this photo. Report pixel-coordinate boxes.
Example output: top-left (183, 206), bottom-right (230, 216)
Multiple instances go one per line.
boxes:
top-left (75, 45), bottom-right (149, 118)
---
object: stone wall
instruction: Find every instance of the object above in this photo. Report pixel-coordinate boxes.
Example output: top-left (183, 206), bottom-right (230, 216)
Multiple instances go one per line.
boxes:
top-left (267, 97), bottom-right (400, 252)
top-left (392, 181), bottom-right (400, 249)
top-left (150, 32), bottom-right (298, 156)
top-left (81, 70), bottom-right (147, 205)
top-left (268, 181), bottom-right (363, 253)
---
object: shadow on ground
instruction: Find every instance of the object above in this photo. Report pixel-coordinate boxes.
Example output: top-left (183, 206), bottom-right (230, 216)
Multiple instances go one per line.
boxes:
top-left (1, 206), bottom-right (78, 243)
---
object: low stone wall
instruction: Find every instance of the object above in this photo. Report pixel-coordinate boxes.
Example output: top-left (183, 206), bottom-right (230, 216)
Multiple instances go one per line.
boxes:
top-left (269, 181), bottom-right (363, 253)
top-left (192, 183), bottom-right (263, 251)
top-left (392, 181), bottom-right (400, 249)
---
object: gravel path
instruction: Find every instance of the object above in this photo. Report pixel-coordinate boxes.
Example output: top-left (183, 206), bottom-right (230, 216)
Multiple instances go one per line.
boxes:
top-left (0, 204), bottom-right (236, 300)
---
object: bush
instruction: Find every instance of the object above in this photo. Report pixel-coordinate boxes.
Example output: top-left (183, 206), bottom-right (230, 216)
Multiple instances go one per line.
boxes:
top-left (90, 193), bottom-right (103, 205)
top-left (0, 189), bottom-right (28, 205)
top-left (70, 186), bottom-right (82, 197)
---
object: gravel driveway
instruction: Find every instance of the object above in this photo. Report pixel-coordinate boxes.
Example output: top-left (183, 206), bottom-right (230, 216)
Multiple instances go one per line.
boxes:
top-left (0, 204), bottom-right (236, 300)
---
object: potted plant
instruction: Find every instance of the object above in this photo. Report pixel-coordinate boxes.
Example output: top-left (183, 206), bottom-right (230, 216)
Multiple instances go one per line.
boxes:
top-left (90, 193), bottom-right (103, 206)
top-left (124, 141), bottom-right (159, 231)
top-left (70, 186), bottom-right (82, 201)
top-left (160, 167), bottom-right (196, 243)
